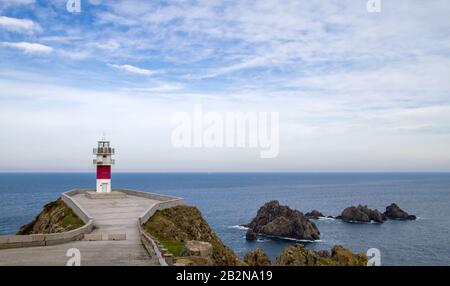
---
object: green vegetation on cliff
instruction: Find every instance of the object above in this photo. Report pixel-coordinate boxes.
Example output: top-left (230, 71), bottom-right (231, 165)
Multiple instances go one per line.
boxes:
top-left (143, 205), bottom-right (242, 266)
top-left (244, 248), bottom-right (271, 266)
top-left (17, 198), bottom-right (84, 235)
top-left (273, 244), bottom-right (368, 266)
top-left (243, 245), bottom-right (367, 266)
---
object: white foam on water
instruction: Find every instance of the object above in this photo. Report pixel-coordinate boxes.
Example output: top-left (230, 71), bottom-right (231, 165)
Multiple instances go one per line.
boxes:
top-left (318, 217), bottom-right (335, 221)
top-left (259, 233), bottom-right (323, 243)
top-left (229, 225), bottom-right (248, 230)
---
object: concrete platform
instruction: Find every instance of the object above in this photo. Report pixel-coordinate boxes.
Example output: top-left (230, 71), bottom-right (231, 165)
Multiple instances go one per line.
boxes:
top-left (85, 191), bottom-right (127, 199)
top-left (0, 192), bottom-right (160, 266)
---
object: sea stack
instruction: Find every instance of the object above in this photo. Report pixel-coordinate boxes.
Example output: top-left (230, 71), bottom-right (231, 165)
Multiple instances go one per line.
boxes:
top-left (305, 210), bottom-right (325, 219)
top-left (339, 205), bottom-right (385, 223)
top-left (245, 200), bottom-right (320, 241)
top-left (384, 203), bottom-right (416, 220)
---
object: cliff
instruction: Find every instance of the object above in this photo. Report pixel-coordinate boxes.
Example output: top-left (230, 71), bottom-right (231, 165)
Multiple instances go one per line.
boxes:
top-left (17, 198), bottom-right (84, 235)
top-left (273, 244), bottom-right (368, 266)
top-left (143, 205), bottom-right (242, 266)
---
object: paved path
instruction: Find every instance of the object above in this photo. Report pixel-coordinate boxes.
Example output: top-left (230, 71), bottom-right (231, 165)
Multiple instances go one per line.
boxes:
top-left (0, 193), bottom-right (160, 266)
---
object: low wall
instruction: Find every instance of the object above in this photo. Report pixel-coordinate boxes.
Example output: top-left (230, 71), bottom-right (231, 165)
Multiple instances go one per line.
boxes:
top-left (139, 223), bottom-right (169, 266)
top-left (0, 189), bottom-right (94, 250)
top-left (62, 189), bottom-right (94, 223)
top-left (133, 190), bottom-right (184, 266)
top-left (0, 187), bottom-right (184, 263)
top-left (115, 188), bottom-right (184, 203)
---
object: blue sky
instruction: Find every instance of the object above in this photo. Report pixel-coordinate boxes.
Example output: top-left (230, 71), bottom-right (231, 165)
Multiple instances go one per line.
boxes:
top-left (0, 0), bottom-right (450, 172)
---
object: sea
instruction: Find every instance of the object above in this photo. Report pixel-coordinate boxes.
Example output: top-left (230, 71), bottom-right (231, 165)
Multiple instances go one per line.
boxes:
top-left (0, 172), bottom-right (449, 266)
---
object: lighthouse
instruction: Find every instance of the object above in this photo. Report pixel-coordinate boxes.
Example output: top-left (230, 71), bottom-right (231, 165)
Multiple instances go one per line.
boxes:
top-left (93, 138), bottom-right (115, 193)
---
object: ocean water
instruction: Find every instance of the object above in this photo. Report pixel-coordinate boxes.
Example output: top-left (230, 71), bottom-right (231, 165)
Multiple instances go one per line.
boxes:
top-left (0, 172), bottom-right (449, 266)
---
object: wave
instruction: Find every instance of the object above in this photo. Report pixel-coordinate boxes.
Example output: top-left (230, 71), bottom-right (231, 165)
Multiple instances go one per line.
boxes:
top-left (229, 225), bottom-right (249, 230)
top-left (257, 233), bottom-right (322, 243)
top-left (318, 216), bottom-right (335, 221)
top-left (339, 219), bottom-right (383, 224)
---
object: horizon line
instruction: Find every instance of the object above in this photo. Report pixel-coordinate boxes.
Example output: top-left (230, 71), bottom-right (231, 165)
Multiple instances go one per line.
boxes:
top-left (0, 170), bottom-right (449, 174)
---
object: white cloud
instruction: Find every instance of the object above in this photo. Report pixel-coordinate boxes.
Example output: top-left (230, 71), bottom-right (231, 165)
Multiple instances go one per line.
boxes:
top-left (107, 64), bottom-right (157, 75)
top-left (1, 0), bottom-right (35, 5)
top-left (1, 1), bottom-right (450, 171)
top-left (0, 16), bottom-right (41, 34)
top-left (2, 41), bottom-right (52, 54)
top-left (132, 84), bottom-right (184, 93)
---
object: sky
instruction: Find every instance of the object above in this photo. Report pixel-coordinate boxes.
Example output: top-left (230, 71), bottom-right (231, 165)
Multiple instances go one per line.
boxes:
top-left (0, 0), bottom-right (449, 172)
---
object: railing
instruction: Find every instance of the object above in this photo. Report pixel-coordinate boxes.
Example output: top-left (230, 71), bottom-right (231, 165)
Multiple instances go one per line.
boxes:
top-left (93, 159), bottom-right (115, 165)
top-left (113, 188), bottom-right (184, 266)
top-left (93, 147), bottom-right (115, 155)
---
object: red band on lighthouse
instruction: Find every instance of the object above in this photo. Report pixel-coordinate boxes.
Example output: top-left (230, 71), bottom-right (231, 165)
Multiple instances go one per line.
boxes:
top-left (97, 165), bottom-right (111, 179)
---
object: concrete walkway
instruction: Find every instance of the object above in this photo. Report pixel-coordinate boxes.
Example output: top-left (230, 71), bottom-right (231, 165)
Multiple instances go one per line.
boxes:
top-left (0, 193), bottom-right (160, 266)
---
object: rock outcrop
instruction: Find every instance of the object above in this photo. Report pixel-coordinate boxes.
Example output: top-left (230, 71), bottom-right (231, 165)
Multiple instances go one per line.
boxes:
top-left (182, 240), bottom-right (213, 257)
top-left (274, 244), bottom-right (368, 266)
top-left (245, 229), bottom-right (257, 241)
top-left (245, 200), bottom-right (320, 241)
top-left (17, 198), bottom-right (84, 235)
top-left (143, 205), bottom-right (242, 266)
top-left (339, 205), bottom-right (385, 223)
top-left (244, 248), bottom-right (271, 266)
top-left (384, 203), bottom-right (416, 220)
top-left (305, 210), bottom-right (324, 219)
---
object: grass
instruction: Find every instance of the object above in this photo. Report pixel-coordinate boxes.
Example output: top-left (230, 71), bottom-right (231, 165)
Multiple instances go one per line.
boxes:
top-left (17, 198), bottom-right (85, 235)
top-left (142, 205), bottom-right (242, 265)
top-left (61, 207), bottom-right (85, 230)
top-left (160, 240), bottom-right (184, 256)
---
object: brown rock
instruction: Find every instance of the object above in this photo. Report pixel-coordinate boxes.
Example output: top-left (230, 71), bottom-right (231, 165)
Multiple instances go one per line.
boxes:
top-left (244, 248), bottom-right (271, 266)
top-left (245, 229), bottom-right (257, 241)
top-left (340, 205), bottom-right (385, 223)
top-left (305, 210), bottom-right (324, 219)
top-left (182, 240), bottom-right (213, 257)
top-left (274, 244), bottom-right (368, 266)
top-left (384, 203), bottom-right (416, 220)
top-left (143, 205), bottom-right (243, 266)
top-left (17, 198), bottom-right (84, 235)
top-left (246, 200), bottom-right (320, 241)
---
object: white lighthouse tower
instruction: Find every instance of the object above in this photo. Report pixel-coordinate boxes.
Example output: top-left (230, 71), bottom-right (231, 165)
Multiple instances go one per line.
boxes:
top-left (93, 138), bottom-right (115, 193)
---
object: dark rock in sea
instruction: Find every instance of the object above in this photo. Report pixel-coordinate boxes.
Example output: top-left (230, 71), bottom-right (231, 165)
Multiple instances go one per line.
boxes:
top-left (340, 205), bottom-right (385, 223)
top-left (245, 229), bottom-right (257, 241)
top-left (246, 200), bottom-right (320, 241)
top-left (305, 210), bottom-right (324, 219)
top-left (384, 203), bottom-right (416, 220)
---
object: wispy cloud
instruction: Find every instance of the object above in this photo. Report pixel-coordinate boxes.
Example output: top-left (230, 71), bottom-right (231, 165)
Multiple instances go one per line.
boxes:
top-left (0, 0), bottom-right (35, 6)
top-left (107, 64), bottom-right (157, 75)
top-left (132, 84), bottom-right (184, 93)
top-left (2, 41), bottom-right (52, 54)
top-left (0, 16), bottom-right (41, 34)
top-left (1, 0), bottom-right (450, 171)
